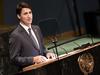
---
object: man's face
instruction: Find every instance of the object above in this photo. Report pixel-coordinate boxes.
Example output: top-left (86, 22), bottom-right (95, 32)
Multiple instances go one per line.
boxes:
top-left (17, 8), bottom-right (33, 27)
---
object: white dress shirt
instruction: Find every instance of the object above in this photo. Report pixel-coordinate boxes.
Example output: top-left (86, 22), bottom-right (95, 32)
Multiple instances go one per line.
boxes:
top-left (20, 23), bottom-right (40, 49)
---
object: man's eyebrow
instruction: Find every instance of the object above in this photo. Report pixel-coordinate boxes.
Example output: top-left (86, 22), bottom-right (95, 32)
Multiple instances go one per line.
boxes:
top-left (24, 12), bottom-right (28, 14)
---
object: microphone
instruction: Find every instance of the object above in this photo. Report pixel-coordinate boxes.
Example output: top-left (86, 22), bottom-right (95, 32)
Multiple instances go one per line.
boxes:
top-left (74, 34), bottom-right (94, 50)
top-left (46, 35), bottom-right (54, 42)
top-left (46, 35), bottom-right (59, 57)
top-left (54, 34), bottom-right (81, 50)
top-left (46, 35), bottom-right (68, 54)
top-left (53, 34), bottom-right (94, 50)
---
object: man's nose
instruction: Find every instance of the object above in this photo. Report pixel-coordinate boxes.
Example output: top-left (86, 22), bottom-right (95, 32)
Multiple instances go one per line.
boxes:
top-left (27, 13), bottom-right (31, 17)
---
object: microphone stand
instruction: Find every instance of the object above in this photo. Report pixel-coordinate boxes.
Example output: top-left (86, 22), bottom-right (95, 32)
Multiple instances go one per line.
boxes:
top-left (46, 36), bottom-right (59, 60)
top-left (48, 34), bottom-right (94, 50)
top-left (58, 46), bottom-right (67, 54)
top-left (54, 33), bottom-right (81, 48)
top-left (52, 37), bottom-right (59, 59)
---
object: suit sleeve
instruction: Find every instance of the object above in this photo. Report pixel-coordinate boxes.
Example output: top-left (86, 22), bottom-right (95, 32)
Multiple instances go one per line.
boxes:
top-left (9, 33), bottom-right (34, 67)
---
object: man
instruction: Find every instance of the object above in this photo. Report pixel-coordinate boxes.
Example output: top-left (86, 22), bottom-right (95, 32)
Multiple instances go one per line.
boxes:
top-left (9, 2), bottom-right (56, 71)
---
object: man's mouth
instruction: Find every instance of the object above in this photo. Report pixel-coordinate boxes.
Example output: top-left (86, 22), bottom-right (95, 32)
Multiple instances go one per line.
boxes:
top-left (27, 18), bottom-right (31, 21)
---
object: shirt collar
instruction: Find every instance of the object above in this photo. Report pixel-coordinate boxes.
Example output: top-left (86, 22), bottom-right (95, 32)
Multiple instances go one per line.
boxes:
top-left (20, 22), bottom-right (31, 31)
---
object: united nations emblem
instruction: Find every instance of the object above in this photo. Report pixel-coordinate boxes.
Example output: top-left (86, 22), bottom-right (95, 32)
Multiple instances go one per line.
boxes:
top-left (78, 53), bottom-right (94, 75)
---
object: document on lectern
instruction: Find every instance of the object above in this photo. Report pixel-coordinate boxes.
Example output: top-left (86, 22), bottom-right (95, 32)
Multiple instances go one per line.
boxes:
top-left (58, 49), bottom-right (80, 58)
top-left (35, 49), bottom-right (81, 64)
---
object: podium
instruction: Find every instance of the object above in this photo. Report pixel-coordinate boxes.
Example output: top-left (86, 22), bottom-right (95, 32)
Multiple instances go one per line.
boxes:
top-left (14, 43), bottom-right (100, 75)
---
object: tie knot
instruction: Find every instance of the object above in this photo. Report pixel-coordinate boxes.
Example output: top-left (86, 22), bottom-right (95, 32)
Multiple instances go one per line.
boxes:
top-left (28, 28), bottom-right (31, 31)
top-left (28, 28), bottom-right (32, 34)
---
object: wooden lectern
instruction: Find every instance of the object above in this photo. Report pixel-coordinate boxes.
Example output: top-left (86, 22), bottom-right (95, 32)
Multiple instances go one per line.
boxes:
top-left (14, 43), bottom-right (100, 75)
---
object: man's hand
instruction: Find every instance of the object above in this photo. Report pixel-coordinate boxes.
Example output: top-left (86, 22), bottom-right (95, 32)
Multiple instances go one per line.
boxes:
top-left (46, 53), bottom-right (57, 59)
top-left (33, 55), bottom-right (47, 63)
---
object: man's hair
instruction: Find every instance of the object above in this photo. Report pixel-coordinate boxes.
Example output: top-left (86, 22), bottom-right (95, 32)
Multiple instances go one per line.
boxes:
top-left (16, 2), bottom-right (32, 15)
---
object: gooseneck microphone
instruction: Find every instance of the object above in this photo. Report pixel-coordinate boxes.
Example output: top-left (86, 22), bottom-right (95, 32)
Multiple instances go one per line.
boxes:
top-left (48, 34), bottom-right (94, 50)
top-left (58, 46), bottom-right (67, 54)
top-left (88, 34), bottom-right (94, 45)
top-left (54, 34), bottom-right (81, 49)
top-left (46, 36), bottom-right (68, 54)
top-left (53, 33), bottom-right (95, 50)
top-left (53, 36), bottom-right (68, 54)
top-left (46, 35), bottom-right (59, 57)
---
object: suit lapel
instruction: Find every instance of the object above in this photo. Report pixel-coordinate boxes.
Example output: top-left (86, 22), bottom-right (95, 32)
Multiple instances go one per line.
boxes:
top-left (18, 25), bottom-right (40, 52)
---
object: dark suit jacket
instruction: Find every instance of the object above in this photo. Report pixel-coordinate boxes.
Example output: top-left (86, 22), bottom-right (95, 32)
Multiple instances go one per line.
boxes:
top-left (9, 24), bottom-right (49, 71)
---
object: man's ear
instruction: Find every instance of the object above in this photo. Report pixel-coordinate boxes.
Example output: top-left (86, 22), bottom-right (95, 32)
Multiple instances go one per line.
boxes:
top-left (17, 14), bottom-right (21, 20)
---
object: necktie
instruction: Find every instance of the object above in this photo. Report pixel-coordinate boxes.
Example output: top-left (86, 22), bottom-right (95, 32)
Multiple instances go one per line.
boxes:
top-left (28, 28), bottom-right (39, 50)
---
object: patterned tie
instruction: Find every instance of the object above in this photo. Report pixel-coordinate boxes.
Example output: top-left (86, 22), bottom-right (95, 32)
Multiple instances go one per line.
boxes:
top-left (28, 28), bottom-right (39, 50)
